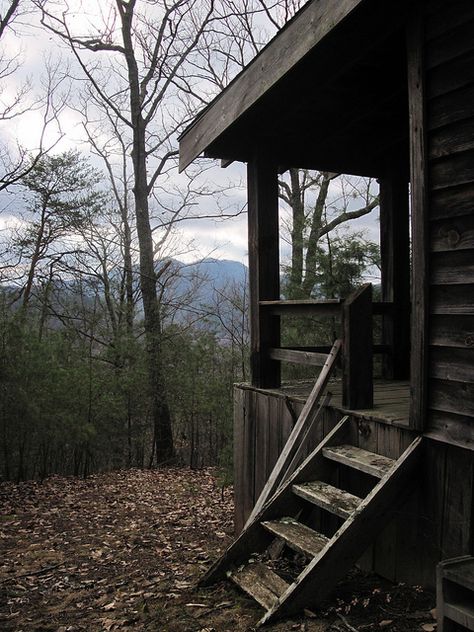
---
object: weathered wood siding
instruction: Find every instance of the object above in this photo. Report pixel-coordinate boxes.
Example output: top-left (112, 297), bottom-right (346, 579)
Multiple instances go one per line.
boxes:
top-left (425, 0), bottom-right (474, 449)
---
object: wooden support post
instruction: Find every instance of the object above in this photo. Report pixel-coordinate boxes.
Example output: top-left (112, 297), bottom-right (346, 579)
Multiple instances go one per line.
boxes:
top-left (379, 170), bottom-right (411, 380)
top-left (248, 153), bottom-right (281, 388)
top-left (407, 5), bottom-right (428, 431)
top-left (343, 284), bottom-right (373, 409)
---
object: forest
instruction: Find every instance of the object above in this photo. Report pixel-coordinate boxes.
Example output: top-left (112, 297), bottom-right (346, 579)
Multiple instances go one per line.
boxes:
top-left (0, 0), bottom-right (381, 483)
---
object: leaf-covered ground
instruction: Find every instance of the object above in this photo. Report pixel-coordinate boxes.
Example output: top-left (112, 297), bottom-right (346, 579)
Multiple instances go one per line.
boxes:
top-left (0, 469), bottom-right (435, 631)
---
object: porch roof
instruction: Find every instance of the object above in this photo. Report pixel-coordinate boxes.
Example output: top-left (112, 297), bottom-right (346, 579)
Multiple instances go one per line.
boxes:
top-left (179, 0), bottom-right (410, 177)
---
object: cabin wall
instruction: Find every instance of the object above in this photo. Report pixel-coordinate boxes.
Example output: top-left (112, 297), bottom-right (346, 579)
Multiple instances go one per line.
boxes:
top-left (424, 0), bottom-right (474, 449)
top-left (234, 386), bottom-right (474, 588)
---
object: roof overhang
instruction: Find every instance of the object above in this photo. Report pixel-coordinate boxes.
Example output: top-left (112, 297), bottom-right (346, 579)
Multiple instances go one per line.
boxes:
top-left (179, 0), bottom-right (410, 177)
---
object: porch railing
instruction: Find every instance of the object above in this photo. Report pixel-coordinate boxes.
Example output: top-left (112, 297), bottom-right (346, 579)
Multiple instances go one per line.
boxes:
top-left (256, 283), bottom-right (396, 410)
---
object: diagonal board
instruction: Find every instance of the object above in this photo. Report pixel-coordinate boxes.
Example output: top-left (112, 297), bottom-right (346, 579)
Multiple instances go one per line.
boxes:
top-left (199, 415), bottom-right (351, 587)
top-left (259, 436), bottom-right (422, 626)
top-left (244, 339), bottom-right (342, 528)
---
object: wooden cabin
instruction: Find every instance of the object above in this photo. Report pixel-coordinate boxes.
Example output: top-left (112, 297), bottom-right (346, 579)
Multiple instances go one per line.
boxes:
top-left (179, 0), bottom-right (474, 624)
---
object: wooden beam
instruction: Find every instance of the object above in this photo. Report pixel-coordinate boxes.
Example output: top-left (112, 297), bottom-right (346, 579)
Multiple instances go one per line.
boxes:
top-left (267, 347), bottom-right (329, 367)
top-left (260, 299), bottom-right (342, 317)
top-left (407, 5), bottom-right (429, 431)
top-left (379, 169), bottom-right (411, 379)
top-left (178, 0), bottom-right (365, 171)
top-left (248, 154), bottom-right (280, 388)
top-left (343, 284), bottom-right (373, 409)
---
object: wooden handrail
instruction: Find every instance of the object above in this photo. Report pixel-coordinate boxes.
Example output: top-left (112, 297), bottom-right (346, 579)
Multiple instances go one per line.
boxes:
top-left (259, 299), bottom-right (342, 316)
top-left (268, 347), bottom-right (329, 367)
top-left (260, 298), bottom-right (394, 317)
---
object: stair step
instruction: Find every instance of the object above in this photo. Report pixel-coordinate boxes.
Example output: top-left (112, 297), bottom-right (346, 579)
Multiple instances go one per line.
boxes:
top-left (444, 601), bottom-right (474, 630)
top-left (322, 444), bottom-right (395, 478)
top-left (292, 481), bottom-right (361, 519)
top-left (261, 517), bottom-right (329, 557)
top-left (230, 562), bottom-right (289, 610)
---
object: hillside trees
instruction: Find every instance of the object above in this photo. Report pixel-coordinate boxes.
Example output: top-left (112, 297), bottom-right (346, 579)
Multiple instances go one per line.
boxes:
top-left (36, 0), bottom-right (224, 464)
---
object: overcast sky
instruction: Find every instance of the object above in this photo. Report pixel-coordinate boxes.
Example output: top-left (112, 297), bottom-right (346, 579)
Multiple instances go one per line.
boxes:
top-left (0, 0), bottom-right (381, 271)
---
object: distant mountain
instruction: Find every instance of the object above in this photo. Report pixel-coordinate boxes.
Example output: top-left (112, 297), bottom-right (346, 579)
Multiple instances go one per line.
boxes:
top-left (159, 258), bottom-right (248, 329)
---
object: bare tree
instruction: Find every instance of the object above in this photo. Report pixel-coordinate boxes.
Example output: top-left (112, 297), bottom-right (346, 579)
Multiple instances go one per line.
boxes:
top-left (0, 3), bottom-right (67, 191)
top-left (278, 170), bottom-right (379, 298)
top-left (36, 0), bottom-right (234, 464)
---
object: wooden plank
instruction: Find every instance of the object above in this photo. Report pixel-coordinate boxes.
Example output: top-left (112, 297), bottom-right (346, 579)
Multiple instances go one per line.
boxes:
top-left (442, 558), bottom-right (474, 592)
top-left (233, 387), bottom-right (246, 534)
top-left (231, 562), bottom-right (288, 610)
top-left (179, 0), bottom-right (365, 170)
top-left (430, 150), bottom-right (474, 192)
top-left (430, 216), bottom-right (474, 253)
top-left (431, 250), bottom-right (474, 285)
top-left (425, 18), bottom-right (474, 70)
top-left (254, 394), bottom-right (271, 504)
top-left (430, 182), bottom-right (474, 221)
top-left (430, 378), bottom-right (474, 418)
top-left (441, 445), bottom-right (474, 559)
top-left (279, 392), bottom-right (333, 484)
top-left (379, 172), bottom-right (410, 379)
top-left (430, 347), bottom-right (474, 384)
top-left (260, 437), bottom-right (422, 624)
top-left (407, 3), bottom-right (429, 433)
top-left (268, 347), bottom-right (328, 367)
top-left (292, 481), bottom-right (360, 519)
top-left (429, 82), bottom-right (474, 131)
top-left (248, 154), bottom-right (280, 388)
top-left (420, 439), bottom-right (447, 588)
top-left (430, 313), bottom-right (474, 347)
top-left (426, 1), bottom-right (474, 41)
top-left (427, 410), bottom-right (474, 451)
top-left (427, 51), bottom-right (474, 99)
top-left (261, 517), bottom-right (329, 557)
top-left (245, 341), bottom-right (342, 527)
top-left (430, 117), bottom-right (474, 160)
top-left (199, 415), bottom-right (351, 586)
top-left (431, 284), bottom-right (474, 315)
top-left (444, 602), bottom-right (474, 631)
top-left (322, 444), bottom-right (395, 479)
top-left (343, 284), bottom-right (373, 409)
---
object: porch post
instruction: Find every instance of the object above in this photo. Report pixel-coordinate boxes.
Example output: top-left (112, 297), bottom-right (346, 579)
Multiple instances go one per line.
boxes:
top-left (379, 169), bottom-right (411, 379)
top-left (247, 153), bottom-right (281, 388)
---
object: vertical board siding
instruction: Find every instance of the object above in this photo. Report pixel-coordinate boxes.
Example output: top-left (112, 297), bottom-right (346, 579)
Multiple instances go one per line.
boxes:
top-left (425, 0), bottom-right (474, 448)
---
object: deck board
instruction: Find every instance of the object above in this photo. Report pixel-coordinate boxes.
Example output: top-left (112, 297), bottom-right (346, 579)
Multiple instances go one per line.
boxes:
top-left (257, 379), bottom-right (410, 426)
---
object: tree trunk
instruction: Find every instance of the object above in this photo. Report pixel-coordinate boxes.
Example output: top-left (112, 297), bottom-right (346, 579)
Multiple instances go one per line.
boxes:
top-left (121, 6), bottom-right (174, 466)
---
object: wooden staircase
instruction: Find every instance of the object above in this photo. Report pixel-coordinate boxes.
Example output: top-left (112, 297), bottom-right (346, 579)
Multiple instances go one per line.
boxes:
top-left (200, 415), bottom-right (421, 626)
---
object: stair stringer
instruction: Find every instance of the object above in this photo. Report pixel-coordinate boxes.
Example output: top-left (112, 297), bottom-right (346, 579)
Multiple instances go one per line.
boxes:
top-left (199, 415), bottom-right (352, 587)
top-left (259, 435), bottom-right (423, 626)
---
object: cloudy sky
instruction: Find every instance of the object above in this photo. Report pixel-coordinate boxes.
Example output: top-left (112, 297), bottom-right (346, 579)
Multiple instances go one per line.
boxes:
top-left (0, 0), bottom-right (380, 272)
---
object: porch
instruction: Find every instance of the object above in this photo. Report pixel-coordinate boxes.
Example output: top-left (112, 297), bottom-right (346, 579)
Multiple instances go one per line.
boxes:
top-left (263, 378), bottom-right (410, 427)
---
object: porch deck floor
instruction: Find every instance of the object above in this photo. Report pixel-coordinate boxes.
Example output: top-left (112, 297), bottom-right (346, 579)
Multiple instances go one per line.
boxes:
top-left (267, 379), bottom-right (411, 426)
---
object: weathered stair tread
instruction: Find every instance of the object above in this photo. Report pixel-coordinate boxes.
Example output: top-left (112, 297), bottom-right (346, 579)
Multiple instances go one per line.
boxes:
top-left (444, 601), bottom-right (474, 630)
top-left (443, 559), bottom-right (474, 592)
top-left (322, 444), bottom-right (395, 478)
top-left (230, 562), bottom-right (289, 610)
top-left (292, 481), bottom-right (361, 519)
top-left (261, 517), bottom-right (329, 557)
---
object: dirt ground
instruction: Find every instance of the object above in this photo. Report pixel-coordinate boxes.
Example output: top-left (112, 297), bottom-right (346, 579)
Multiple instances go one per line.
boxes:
top-left (0, 468), bottom-right (435, 631)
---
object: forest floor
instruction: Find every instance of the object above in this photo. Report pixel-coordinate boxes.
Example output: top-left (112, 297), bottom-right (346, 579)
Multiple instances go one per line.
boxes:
top-left (0, 468), bottom-right (436, 632)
